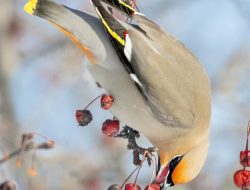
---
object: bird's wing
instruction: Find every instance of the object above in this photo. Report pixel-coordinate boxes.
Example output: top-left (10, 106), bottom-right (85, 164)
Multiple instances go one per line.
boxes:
top-left (90, 0), bottom-right (211, 128)
top-left (100, 0), bottom-right (136, 16)
top-left (24, 0), bottom-right (107, 64)
top-left (132, 13), bottom-right (163, 40)
top-left (127, 27), bottom-right (211, 128)
top-left (90, 0), bottom-right (141, 79)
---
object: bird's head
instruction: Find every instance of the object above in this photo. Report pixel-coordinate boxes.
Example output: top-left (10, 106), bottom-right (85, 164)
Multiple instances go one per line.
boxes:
top-left (154, 138), bottom-right (209, 189)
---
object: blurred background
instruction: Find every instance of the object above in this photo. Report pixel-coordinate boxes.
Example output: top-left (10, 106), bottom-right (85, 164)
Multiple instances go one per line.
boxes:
top-left (0, 0), bottom-right (250, 189)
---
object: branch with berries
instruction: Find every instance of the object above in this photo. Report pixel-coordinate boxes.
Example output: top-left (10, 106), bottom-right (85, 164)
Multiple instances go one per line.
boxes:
top-left (115, 126), bottom-right (157, 166)
top-left (75, 94), bottom-right (157, 165)
top-left (233, 121), bottom-right (250, 190)
top-left (75, 94), bottom-right (162, 190)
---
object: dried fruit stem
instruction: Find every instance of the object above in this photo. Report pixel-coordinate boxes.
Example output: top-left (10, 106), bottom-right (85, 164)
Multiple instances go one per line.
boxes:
top-left (116, 126), bottom-right (157, 166)
top-left (84, 95), bottom-right (102, 110)
top-left (121, 165), bottom-right (140, 188)
top-left (133, 154), bottom-right (147, 185)
top-left (32, 132), bottom-right (50, 141)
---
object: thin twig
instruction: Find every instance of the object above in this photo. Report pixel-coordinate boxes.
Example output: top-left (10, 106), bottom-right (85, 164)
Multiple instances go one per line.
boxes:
top-left (0, 141), bottom-right (54, 165)
top-left (84, 95), bottom-right (102, 110)
top-left (120, 165), bottom-right (140, 188)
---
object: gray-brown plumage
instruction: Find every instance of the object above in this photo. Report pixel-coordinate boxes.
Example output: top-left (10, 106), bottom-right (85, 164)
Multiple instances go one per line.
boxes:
top-left (24, 0), bottom-right (211, 187)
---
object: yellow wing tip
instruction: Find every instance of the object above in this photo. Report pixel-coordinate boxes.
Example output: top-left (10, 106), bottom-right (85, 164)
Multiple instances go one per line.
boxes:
top-left (118, 0), bottom-right (137, 13)
top-left (24, 0), bottom-right (38, 15)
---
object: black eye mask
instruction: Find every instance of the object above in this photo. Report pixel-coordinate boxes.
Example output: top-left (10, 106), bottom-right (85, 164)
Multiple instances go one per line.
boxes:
top-left (166, 155), bottom-right (184, 186)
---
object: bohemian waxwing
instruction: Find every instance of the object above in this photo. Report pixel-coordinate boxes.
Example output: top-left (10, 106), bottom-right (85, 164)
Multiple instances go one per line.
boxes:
top-left (24, 0), bottom-right (211, 188)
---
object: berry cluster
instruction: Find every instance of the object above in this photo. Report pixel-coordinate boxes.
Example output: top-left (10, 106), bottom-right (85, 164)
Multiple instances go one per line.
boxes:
top-left (75, 95), bottom-right (160, 189)
top-left (234, 121), bottom-right (250, 190)
top-left (107, 155), bottom-right (161, 190)
top-left (75, 94), bottom-right (119, 136)
top-left (108, 183), bottom-right (160, 190)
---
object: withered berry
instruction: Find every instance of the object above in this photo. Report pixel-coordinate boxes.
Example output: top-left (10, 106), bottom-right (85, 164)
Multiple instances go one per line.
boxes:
top-left (240, 150), bottom-right (250, 167)
top-left (75, 110), bottom-right (93, 126)
top-left (0, 180), bottom-right (17, 190)
top-left (107, 184), bottom-right (122, 190)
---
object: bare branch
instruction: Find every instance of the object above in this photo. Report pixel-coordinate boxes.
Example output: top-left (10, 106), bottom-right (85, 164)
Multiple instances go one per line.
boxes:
top-left (0, 140), bottom-right (54, 165)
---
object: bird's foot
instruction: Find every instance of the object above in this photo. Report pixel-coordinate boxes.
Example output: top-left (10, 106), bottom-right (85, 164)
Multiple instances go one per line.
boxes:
top-left (115, 125), bottom-right (157, 166)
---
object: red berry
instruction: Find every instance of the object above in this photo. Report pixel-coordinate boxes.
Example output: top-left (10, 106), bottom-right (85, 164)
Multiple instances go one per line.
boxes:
top-left (102, 119), bottom-right (120, 137)
top-left (144, 184), bottom-right (160, 190)
top-left (233, 169), bottom-right (250, 188)
top-left (75, 110), bottom-right (93, 126)
top-left (124, 183), bottom-right (141, 190)
top-left (240, 150), bottom-right (250, 167)
top-left (107, 184), bottom-right (122, 190)
top-left (101, 94), bottom-right (114, 110)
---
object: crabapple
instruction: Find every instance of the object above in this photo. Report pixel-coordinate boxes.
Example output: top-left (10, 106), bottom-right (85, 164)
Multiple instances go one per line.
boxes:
top-left (102, 119), bottom-right (120, 137)
top-left (75, 110), bottom-right (93, 126)
top-left (101, 94), bottom-right (114, 110)
top-left (124, 183), bottom-right (141, 190)
top-left (144, 184), bottom-right (160, 190)
top-left (233, 169), bottom-right (250, 188)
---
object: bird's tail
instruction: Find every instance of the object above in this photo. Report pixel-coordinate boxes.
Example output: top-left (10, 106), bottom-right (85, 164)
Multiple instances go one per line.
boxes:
top-left (23, 0), bottom-right (106, 64)
top-left (24, 0), bottom-right (50, 16)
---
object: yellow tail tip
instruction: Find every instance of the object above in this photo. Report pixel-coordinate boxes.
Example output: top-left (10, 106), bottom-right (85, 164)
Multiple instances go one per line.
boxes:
top-left (24, 0), bottom-right (38, 15)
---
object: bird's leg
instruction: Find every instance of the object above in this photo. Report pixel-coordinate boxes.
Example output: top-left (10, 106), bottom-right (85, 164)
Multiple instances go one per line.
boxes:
top-left (115, 125), bottom-right (157, 166)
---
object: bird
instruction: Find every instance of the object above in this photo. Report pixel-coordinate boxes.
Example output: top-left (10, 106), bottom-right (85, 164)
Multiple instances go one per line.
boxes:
top-left (24, 0), bottom-right (211, 188)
